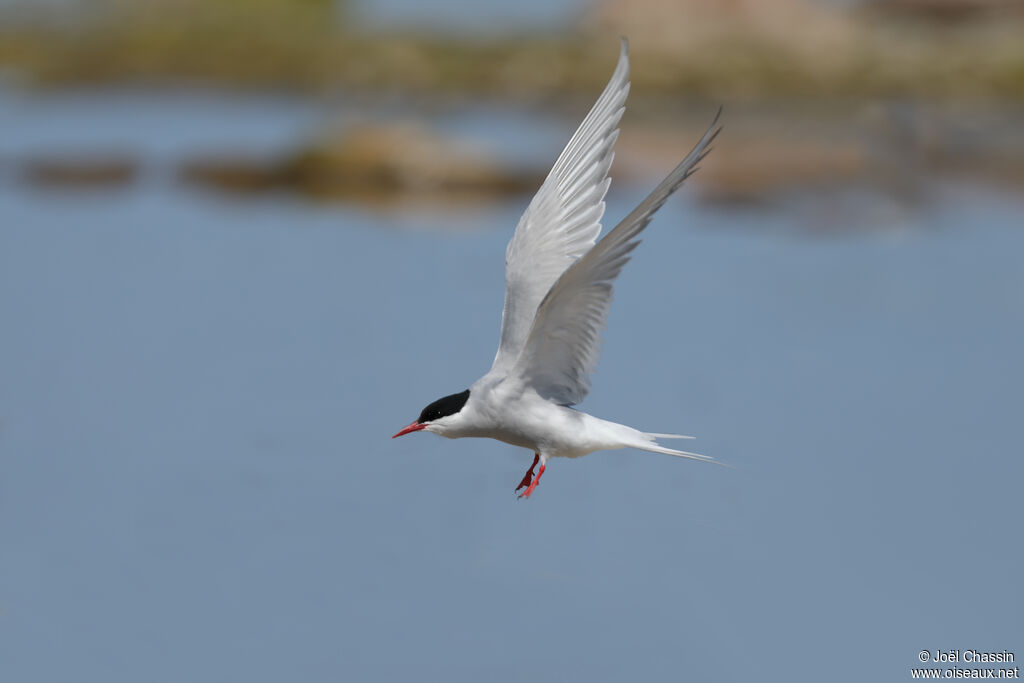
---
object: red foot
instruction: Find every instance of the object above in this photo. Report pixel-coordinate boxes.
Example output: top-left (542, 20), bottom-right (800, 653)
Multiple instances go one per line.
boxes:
top-left (517, 463), bottom-right (546, 500)
top-left (515, 453), bottom-right (540, 492)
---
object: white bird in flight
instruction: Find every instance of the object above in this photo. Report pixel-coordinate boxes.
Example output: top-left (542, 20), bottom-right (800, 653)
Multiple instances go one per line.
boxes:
top-left (393, 40), bottom-right (722, 498)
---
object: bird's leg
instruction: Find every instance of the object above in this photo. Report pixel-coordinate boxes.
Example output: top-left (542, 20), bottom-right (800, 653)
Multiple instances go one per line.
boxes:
top-left (515, 453), bottom-right (540, 493)
top-left (517, 460), bottom-right (546, 500)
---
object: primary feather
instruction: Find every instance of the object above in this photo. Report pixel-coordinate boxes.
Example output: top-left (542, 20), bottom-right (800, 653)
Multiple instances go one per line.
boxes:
top-left (511, 111), bottom-right (721, 405)
top-left (490, 39), bottom-right (631, 377)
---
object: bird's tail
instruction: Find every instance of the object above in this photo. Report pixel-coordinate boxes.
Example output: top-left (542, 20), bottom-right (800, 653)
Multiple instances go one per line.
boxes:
top-left (634, 430), bottom-right (724, 466)
top-left (590, 416), bottom-right (725, 466)
top-left (644, 432), bottom-right (695, 440)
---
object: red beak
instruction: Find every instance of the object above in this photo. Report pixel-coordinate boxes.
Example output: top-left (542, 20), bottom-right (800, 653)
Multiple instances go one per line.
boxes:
top-left (392, 421), bottom-right (427, 438)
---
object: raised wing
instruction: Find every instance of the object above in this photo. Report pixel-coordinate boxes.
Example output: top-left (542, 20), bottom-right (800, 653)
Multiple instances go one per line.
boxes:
top-left (511, 111), bottom-right (722, 405)
top-left (489, 40), bottom-right (631, 377)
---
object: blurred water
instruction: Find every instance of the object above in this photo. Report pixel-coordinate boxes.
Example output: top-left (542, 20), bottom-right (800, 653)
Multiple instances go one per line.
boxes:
top-left (353, 0), bottom-right (586, 34)
top-left (1, 90), bottom-right (1022, 683)
top-left (0, 87), bottom-right (321, 164)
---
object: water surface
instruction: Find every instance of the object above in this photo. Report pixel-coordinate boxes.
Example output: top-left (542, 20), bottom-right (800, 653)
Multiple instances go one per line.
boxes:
top-left (1, 90), bottom-right (1022, 682)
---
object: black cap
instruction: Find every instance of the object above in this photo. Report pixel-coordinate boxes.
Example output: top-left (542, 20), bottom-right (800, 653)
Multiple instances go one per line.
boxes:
top-left (418, 389), bottom-right (470, 423)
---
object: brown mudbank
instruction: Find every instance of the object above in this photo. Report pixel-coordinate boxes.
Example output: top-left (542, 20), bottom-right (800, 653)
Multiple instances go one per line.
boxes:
top-left (181, 122), bottom-right (544, 203)
top-left (21, 157), bottom-right (139, 188)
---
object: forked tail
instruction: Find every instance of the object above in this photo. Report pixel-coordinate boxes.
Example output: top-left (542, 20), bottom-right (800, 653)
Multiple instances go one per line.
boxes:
top-left (590, 417), bottom-right (725, 466)
top-left (634, 430), bottom-right (724, 466)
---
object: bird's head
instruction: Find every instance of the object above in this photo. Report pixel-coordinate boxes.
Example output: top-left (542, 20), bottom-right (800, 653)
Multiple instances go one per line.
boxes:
top-left (392, 389), bottom-right (470, 439)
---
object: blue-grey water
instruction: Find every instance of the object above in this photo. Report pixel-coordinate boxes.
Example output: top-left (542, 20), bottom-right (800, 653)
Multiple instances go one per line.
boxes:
top-left (1, 89), bottom-right (1022, 682)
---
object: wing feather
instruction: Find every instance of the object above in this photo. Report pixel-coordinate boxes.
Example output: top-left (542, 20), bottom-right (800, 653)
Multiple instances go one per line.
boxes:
top-left (490, 40), bottom-right (631, 376)
top-left (511, 110), bottom-right (722, 405)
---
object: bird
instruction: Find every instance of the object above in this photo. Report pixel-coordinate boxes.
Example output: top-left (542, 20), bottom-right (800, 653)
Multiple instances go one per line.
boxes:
top-left (393, 39), bottom-right (722, 499)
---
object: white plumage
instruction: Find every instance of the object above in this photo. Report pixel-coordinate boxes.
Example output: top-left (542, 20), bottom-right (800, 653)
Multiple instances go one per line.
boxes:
top-left (394, 40), bottom-right (723, 498)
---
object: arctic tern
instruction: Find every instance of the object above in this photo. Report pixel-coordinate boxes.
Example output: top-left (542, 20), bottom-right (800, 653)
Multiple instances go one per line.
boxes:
top-left (393, 40), bottom-right (722, 498)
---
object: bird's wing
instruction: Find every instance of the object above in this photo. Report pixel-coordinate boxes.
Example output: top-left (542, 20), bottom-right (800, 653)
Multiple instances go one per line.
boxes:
top-left (489, 40), bottom-right (631, 377)
top-left (510, 111), bottom-right (721, 405)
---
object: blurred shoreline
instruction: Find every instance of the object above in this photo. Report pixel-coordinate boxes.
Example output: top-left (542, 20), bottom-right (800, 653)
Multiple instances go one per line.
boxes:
top-left (4, 89), bottom-right (1020, 209)
top-left (1, 0), bottom-right (1022, 99)
top-left (1, 0), bottom-right (1021, 206)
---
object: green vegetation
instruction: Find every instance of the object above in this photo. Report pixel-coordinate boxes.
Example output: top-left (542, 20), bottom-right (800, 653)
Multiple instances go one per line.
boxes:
top-left (1, 0), bottom-right (1023, 99)
top-left (5, 1), bottom-right (1022, 203)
